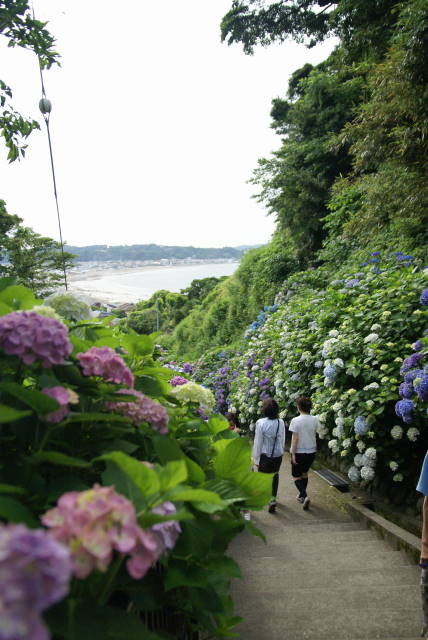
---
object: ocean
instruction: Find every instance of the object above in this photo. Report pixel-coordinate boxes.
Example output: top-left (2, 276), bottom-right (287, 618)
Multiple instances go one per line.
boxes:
top-left (69, 261), bottom-right (239, 304)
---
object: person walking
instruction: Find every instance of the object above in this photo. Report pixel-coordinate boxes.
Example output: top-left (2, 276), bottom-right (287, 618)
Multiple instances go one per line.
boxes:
top-left (252, 398), bottom-right (285, 514)
top-left (289, 396), bottom-right (319, 510)
top-left (416, 451), bottom-right (428, 637)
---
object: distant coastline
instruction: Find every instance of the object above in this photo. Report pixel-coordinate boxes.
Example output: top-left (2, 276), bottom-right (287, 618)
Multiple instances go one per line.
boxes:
top-left (68, 260), bottom-right (239, 305)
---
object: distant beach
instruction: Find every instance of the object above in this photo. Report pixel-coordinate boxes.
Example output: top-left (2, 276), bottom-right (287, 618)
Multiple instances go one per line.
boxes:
top-left (68, 261), bottom-right (239, 304)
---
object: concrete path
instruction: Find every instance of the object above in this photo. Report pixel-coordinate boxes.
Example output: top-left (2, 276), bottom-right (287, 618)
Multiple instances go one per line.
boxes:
top-left (230, 456), bottom-right (422, 639)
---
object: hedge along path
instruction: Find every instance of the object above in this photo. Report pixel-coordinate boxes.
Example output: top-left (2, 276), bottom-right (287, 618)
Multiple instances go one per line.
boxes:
top-left (230, 455), bottom-right (422, 640)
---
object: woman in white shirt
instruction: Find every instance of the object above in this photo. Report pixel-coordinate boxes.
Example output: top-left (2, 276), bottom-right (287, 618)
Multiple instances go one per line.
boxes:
top-left (289, 396), bottom-right (320, 510)
top-left (252, 398), bottom-right (286, 514)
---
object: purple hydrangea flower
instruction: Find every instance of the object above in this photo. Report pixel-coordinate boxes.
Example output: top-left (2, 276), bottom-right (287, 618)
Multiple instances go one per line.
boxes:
top-left (151, 502), bottom-right (181, 550)
top-left (395, 399), bottom-right (414, 423)
top-left (262, 357), bottom-right (273, 371)
top-left (413, 340), bottom-right (422, 352)
top-left (354, 416), bottom-right (369, 435)
top-left (399, 382), bottom-right (414, 399)
top-left (371, 251), bottom-right (381, 256)
top-left (259, 377), bottom-right (271, 387)
top-left (420, 289), bottom-right (428, 306)
top-left (170, 376), bottom-right (188, 387)
top-left (77, 346), bottom-right (134, 387)
top-left (400, 353), bottom-right (422, 374)
top-left (182, 362), bottom-right (193, 374)
top-left (0, 312), bottom-right (72, 367)
top-left (0, 524), bottom-right (72, 640)
top-left (106, 389), bottom-right (168, 433)
top-left (42, 386), bottom-right (78, 423)
top-left (345, 279), bottom-right (360, 288)
top-left (415, 376), bottom-right (428, 402)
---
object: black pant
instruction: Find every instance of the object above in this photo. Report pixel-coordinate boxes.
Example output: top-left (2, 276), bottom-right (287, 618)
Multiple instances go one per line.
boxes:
top-left (259, 454), bottom-right (283, 499)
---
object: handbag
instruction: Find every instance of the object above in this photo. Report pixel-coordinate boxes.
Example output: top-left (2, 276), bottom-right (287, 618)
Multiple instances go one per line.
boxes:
top-left (258, 419), bottom-right (282, 473)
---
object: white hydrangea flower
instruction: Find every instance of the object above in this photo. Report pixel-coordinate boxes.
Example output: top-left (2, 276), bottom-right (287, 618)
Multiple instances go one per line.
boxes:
top-left (389, 461), bottom-right (399, 472)
top-left (407, 427), bottom-right (420, 442)
top-left (360, 466), bottom-right (375, 481)
top-left (370, 324), bottom-right (381, 331)
top-left (391, 425), bottom-right (403, 440)
top-left (361, 454), bottom-right (376, 468)
top-left (363, 382), bottom-right (380, 391)
top-left (317, 425), bottom-right (329, 439)
top-left (364, 333), bottom-right (379, 344)
top-left (31, 305), bottom-right (62, 321)
top-left (354, 454), bottom-right (364, 467)
top-left (279, 410), bottom-right (287, 419)
top-left (249, 388), bottom-right (257, 395)
top-left (333, 358), bottom-right (344, 368)
top-left (249, 422), bottom-right (255, 431)
top-left (342, 438), bottom-right (352, 449)
top-left (329, 330), bottom-right (339, 338)
top-left (252, 365), bottom-right (259, 371)
top-left (366, 400), bottom-right (374, 409)
top-left (319, 413), bottom-right (327, 422)
top-left (365, 447), bottom-right (377, 460)
top-left (328, 439), bottom-right (339, 453)
top-left (348, 466), bottom-right (360, 482)
top-left (393, 473), bottom-right (403, 482)
top-left (356, 440), bottom-right (366, 452)
top-left (229, 406), bottom-right (237, 413)
top-left (335, 416), bottom-right (344, 427)
top-left (332, 402), bottom-right (342, 412)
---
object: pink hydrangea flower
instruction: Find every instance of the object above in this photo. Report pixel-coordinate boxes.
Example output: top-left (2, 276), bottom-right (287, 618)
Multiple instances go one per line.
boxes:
top-left (76, 346), bottom-right (134, 387)
top-left (42, 386), bottom-right (79, 423)
top-left (170, 376), bottom-right (188, 387)
top-left (0, 311), bottom-right (72, 367)
top-left (152, 501), bottom-right (181, 550)
top-left (106, 389), bottom-right (169, 434)
top-left (42, 485), bottom-right (160, 580)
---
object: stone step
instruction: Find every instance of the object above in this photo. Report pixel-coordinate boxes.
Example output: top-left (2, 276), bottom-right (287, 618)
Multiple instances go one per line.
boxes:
top-left (234, 604), bottom-right (422, 640)
top-left (244, 539), bottom-right (407, 558)
top-left (238, 550), bottom-right (412, 572)
top-left (235, 564), bottom-right (420, 589)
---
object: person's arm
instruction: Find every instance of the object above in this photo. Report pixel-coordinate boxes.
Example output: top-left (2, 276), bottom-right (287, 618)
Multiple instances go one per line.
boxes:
top-left (280, 419), bottom-right (286, 452)
top-left (290, 431), bottom-right (299, 465)
top-left (252, 421), bottom-right (262, 468)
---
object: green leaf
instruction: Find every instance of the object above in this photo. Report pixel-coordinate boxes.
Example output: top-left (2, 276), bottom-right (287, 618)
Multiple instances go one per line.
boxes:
top-left (0, 382), bottom-right (59, 414)
top-left (0, 285), bottom-right (37, 309)
top-left (156, 460), bottom-right (188, 492)
top-left (165, 486), bottom-right (223, 506)
top-left (152, 434), bottom-right (184, 463)
top-left (207, 414), bottom-right (229, 435)
top-left (213, 438), bottom-right (251, 483)
top-left (0, 484), bottom-right (26, 495)
top-left (184, 455), bottom-right (206, 483)
top-left (65, 412), bottom-right (132, 423)
top-left (0, 496), bottom-right (37, 526)
top-left (165, 562), bottom-right (208, 590)
top-left (208, 555), bottom-right (242, 578)
top-left (0, 301), bottom-right (12, 316)
top-left (0, 276), bottom-right (16, 292)
top-left (135, 375), bottom-right (168, 397)
top-left (98, 451), bottom-right (160, 497)
top-left (0, 404), bottom-right (31, 422)
top-left (122, 333), bottom-right (154, 357)
top-left (31, 451), bottom-right (90, 468)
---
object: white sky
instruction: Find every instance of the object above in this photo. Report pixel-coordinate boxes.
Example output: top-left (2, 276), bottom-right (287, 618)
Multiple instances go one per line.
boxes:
top-left (0, 1), bottom-right (334, 248)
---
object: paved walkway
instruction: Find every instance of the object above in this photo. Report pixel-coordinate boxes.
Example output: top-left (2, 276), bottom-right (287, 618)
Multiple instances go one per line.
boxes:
top-left (230, 456), bottom-right (422, 640)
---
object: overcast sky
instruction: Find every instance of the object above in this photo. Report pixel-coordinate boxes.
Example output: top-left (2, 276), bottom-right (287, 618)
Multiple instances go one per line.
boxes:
top-left (0, 1), bottom-right (334, 248)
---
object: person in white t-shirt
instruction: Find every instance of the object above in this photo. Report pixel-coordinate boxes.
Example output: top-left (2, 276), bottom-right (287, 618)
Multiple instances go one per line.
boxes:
top-left (289, 396), bottom-right (320, 511)
top-left (252, 398), bottom-right (286, 514)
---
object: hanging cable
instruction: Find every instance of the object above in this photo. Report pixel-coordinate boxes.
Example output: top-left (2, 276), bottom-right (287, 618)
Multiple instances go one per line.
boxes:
top-left (32, 2), bottom-right (68, 290)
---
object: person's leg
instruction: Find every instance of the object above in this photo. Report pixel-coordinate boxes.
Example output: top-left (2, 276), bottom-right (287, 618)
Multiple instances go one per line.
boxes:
top-left (272, 472), bottom-right (279, 498)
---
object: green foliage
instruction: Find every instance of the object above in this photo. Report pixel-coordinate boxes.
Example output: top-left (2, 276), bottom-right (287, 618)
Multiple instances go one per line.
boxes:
top-left (195, 252), bottom-right (428, 502)
top-left (0, 200), bottom-right (75, 296)
top-left (0, 282), bottom-right (271, 638)
top-left (165, 232), bottom-right (298, 359)
top-left (0, 0), bottom-right (58, 160)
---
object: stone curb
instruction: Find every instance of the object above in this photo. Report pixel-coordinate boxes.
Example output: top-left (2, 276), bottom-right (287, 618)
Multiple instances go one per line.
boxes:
top-left (344, 498), bottom-right (421, 563)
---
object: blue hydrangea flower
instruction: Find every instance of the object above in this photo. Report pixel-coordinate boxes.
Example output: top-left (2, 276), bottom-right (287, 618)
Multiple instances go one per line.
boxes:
top-left (323, 364), bottom-right (337, 379)
top-left (345, 279), bottom-right (360, 288)
top-left (399, 382), bottom-right (414, 399)
top-left (369, 257), bottom-right (379, 263)
top-left (420, 289), bottom-right (428, 306)
top-left (395, 399), bottom-right (414, 423)
top-left (415, 376), bottom-right (428, 402)
top-left (315, 360), bottom-right (324, 368)
top-left (354, 416), bottom-right (369, 435)
top-left (404, 368), bottom-right (424, 384)
top-left (371, 251), bottom-right (381, 256)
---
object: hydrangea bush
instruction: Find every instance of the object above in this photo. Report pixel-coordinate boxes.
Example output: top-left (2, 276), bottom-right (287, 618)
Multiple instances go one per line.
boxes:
top-left (194, 253), bottom-right (427, 501)
top-left (0, 279), bottom-right (272, 640)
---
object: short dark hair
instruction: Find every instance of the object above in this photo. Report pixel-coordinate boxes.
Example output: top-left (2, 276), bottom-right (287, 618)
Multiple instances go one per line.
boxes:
top-left (296, 396), bottom-right (312, 413)
top-left (262, 398), bottom-right (279, 419)
top-left (225, 412), bottom-right (238, 426)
